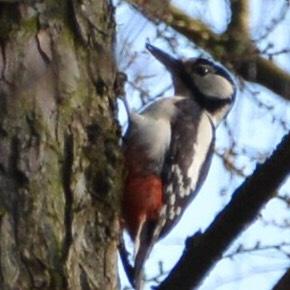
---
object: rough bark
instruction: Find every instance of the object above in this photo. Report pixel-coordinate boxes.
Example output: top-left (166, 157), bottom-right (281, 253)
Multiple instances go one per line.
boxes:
top-left (0, 1), bottom-right (121, 290)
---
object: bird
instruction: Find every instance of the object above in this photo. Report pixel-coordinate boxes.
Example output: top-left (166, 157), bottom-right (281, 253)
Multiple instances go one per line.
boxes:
top-left (121, 43), bottom-right (236, 289)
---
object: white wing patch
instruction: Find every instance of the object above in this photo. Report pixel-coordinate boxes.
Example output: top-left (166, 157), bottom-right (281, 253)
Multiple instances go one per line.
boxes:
top-left (167, 113), bottom-right (213, 199)
top-left (187, 113), bottom-right (213, 192)
top-left (160, 110), bottom-right (214, 237)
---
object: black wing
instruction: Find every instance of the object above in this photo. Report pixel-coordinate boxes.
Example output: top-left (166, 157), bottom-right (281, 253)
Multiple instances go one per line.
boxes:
top-left (159, 98), bottom-right (215, 238)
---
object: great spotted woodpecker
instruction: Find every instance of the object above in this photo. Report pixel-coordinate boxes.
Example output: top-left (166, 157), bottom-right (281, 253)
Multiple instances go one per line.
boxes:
top-left (121, 44), bottom-right (236, 288)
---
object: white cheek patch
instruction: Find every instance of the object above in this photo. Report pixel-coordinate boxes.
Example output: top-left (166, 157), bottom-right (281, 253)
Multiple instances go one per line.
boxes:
top-left (194, 74), bottom-right (234, 99)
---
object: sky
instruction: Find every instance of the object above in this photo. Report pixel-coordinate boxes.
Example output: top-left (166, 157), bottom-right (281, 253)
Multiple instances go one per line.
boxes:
top-left (115, 0), bottom-right (290, 289)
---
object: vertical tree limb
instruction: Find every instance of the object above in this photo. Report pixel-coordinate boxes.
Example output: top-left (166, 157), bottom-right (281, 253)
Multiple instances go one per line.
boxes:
top-left (0, 1), bottom-right (122, 289)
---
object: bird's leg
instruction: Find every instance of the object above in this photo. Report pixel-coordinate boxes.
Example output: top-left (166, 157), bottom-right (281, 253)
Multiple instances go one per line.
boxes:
top-left (114, 71), bottom-right (131, 118)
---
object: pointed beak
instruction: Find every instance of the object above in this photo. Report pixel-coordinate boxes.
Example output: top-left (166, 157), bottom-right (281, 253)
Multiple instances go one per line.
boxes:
top-left (146, 43), bottom-right (182, 73)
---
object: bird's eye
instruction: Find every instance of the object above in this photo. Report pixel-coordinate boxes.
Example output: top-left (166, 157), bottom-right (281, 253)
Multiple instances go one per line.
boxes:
top-left (194, 65), bottom-right (209, 76)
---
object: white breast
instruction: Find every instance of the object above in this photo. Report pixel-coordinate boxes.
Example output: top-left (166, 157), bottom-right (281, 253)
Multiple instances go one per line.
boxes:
top-left (130, 112), bottom-right (171, 161)
top-left (129, 97), bottom-right (183, 161)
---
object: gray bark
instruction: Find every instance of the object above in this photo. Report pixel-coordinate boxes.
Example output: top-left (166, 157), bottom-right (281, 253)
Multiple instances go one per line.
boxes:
top-left (0, 1), bottom-right (121, 289)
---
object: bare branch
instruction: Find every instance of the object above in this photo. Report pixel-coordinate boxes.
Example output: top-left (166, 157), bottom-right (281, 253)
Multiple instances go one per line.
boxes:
top-left (224, 242), bottom-right (290, 260)
top-left (227, 0), bottom-right (250, 36)
top-left (236, 55), bottom-right (290, 101)
top-left (162, 5), bottom-right (221, 47)
top-left (276, 194), bottom-right (290, 207)
top-left (215, 149), bottom-right (247, 178)
top-left (255, 2), bottom-right (289, 42)
top-left (272, 268), bottom-right (290, 290)
top-left (126, 0), bottom-right (290, 101)
top-left (127, 1), bottom-right (222, 48)
top-left (157, 132), bottom-right (290, 290)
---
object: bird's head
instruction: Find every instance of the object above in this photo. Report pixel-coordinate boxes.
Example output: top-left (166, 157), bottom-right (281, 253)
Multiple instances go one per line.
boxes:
top-left (146, 43), bottom-right (236, 124)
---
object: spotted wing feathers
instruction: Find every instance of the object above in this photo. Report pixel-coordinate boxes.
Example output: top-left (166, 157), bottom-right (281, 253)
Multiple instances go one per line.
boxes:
top-left (159, 99), bottom-right (215, 237)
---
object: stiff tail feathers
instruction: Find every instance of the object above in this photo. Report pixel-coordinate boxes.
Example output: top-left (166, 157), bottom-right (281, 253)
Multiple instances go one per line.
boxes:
top-left (120, 208), bottom-right (166, 290)
top-left (133, 218), bottom-right (155, 290)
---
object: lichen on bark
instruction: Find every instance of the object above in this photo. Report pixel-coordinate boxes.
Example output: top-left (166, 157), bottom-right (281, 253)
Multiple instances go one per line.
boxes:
top-left (0, 1), bottom-right (121, 289)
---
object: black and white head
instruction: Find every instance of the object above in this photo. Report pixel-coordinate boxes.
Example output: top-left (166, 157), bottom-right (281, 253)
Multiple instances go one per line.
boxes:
top-left (146, 43), bottom-right (236, 125)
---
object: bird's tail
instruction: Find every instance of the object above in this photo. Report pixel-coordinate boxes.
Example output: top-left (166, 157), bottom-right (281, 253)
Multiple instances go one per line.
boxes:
top-left (133, 216), bottom-right (150, 290)
top-left (133, 216), bottom-right (165, 290)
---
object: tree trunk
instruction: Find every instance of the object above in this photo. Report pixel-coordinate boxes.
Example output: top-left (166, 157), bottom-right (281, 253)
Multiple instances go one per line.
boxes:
top-left (0, 1), bottom-right (121, 290)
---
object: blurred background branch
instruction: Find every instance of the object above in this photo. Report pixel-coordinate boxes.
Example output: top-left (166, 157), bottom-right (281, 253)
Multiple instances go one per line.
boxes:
top-left (126, 0), bottom-right (290, 100)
